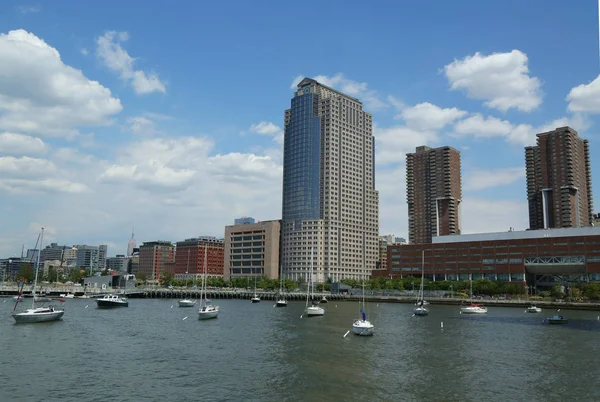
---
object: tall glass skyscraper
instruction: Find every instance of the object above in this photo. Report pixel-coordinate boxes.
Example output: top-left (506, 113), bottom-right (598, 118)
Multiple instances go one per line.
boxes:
top-left (281, 78), bottom-right (379, 283)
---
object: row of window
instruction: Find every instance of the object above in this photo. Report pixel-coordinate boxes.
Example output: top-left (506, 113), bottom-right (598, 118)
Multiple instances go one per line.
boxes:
top-left (231, 235), bottom-right (263, 241)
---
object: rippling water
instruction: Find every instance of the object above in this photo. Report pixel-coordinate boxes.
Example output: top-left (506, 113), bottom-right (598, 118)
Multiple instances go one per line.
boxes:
top-left (1, 298), bottom-right (599, 402)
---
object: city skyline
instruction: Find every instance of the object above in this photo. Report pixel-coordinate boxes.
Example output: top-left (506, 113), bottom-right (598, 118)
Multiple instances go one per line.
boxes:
top-left (1, 1), bottom-right (600, 257)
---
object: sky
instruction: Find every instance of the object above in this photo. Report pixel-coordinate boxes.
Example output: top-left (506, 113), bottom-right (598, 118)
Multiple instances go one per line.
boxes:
top-left (1, 0), bottom-right (600, 257)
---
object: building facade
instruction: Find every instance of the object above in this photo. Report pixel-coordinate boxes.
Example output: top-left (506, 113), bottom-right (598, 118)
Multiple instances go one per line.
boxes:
top-left (407, 145), bottom-right (462, 244)
top-left (138, 241), bottom-right (175, 282)
top-left (377, 227), bottom-right (600, 289)
top-left (594, 213), bottom-right (600, 226)
top-left (173, 237), bottom-right (224, 279)
top-left (40, 243), bottom-right (77, 266)
top-left (223, 220), bottom-right (280, 280)
top-left (74, 245), bottom-right (100, 274)
top-left (525, 126), bottom-right (593, 230)
top-left (99, 245), bottom-right (107, 271)
top-left (106, 255), bottom-right (129, 273)
top-left (127, 229), bottom-right (136, 257)
top-left (281, 78), bottom-right (379, 283)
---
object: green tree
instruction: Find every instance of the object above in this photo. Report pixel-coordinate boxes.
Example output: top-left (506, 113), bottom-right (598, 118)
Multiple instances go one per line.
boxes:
top-left (550, 284), bottom-right (564, 299)
top-left (160, 272), bottom-right (173, 287)
top-left (67, 269), bottom-right (84, 284)
top-left (16, 263), bottom-right (34, 283)
top-left (136, 272), bottom-right (147, 283)
top-left (100, 269), bottom-right (110, 276)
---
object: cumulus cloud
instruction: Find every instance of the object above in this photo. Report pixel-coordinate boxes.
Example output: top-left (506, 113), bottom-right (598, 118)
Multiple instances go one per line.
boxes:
top-left (96, 31), bottom-right (166, 95)
top-left (398, 102), bottom-right (467, 131)
top-left (463, 167), bottom-right (525, 191)
top-left (460, 198), bottom-right (528, 234)
top-left (0, 29), bottom-right (122, 137)
top-left (16, 5), bottom-right (40, 13)
top-left (290, 73), bottom-right (388, 110)
top-left (443, 50), bottom-right (542, 112)
top-left (566, 75), bottom-right (600, 113)
top-left (127, 116), bottom-right (158, 136)
top-left (0, 132), bottom-right (47, 156)
top-left (249, 121), bottom-right (283, 145)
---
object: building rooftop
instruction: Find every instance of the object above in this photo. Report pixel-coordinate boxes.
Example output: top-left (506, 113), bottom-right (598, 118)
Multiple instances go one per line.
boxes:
top-left (433, 226), bottom-right (600, 244)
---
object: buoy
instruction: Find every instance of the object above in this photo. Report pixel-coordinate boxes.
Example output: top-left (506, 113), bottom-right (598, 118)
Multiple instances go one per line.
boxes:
top-left (441, 322), bottom-right (444, 330)
top-left (85, 305), bottom-right (88, 309)
top-left (183, 316), bottom-right (188, 320)
top-left (343, 330), bottom-right (350, 338)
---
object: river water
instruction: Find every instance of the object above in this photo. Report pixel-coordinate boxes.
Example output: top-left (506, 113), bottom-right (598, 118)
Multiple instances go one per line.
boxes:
top-left (1, 298), bottom-right (599, 402)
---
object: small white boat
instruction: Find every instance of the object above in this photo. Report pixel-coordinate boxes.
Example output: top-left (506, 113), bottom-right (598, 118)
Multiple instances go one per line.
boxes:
top-left (302, 250), bottom-right (324, 318)
top-left (13, 305), bottom-right (65, 323)
top-left (60, 293), bottom-right (75, 299)
top-left (198, 245), bottom-right (219, 320)
top-left (250, 294), bottom-right (261, 303)
top-left (96, 294), bottom-right (128, 308)
top-left (413, 251), bottom-right (429, 316)
top-left (305, 304), bottom-right (325, 317)
top-left (413, 304), bottom-right (429, 316)
top-left (275, 299), bottom-right (288, 307)
top-left (545, 314), bottom-right (568, 324)
top-left (178, 299), bottom-right (196, 307)
top-left (352, 281), bottom-right (374, 336)
top-left (320, 296), bottom-right (328, 304)
top-left (525, 305), bottom-right (542, 313)
top-left (77, 294), bottom-right (91, 299)
top-left (460, 303), bottom-right (488, 314)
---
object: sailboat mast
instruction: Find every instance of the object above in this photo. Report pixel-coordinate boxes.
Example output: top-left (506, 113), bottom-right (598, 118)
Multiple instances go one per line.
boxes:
top-left (202, 245), bottom-right (207, 302)
top-left (32, 227), bottom-right (44, 308)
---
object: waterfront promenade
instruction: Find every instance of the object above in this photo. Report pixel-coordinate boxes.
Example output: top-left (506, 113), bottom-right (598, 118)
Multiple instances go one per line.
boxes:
top-left (2, 284), bottom-right (600, 311)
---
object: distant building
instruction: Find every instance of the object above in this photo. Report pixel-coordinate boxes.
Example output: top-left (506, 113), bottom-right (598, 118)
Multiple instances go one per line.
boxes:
top-left (127, 229), bottom-right (136, 257)
top-left (138, 241), bottom-right (175, 281)
top-left (0, 258), bottom-right (26, 281)
top-left (407, 145), bottom-right (462, 244)
top-left (106, 255), bottom-right (130, 273)
top-left (594, 213), bottom-right (600, 226)
top-left (378, 238), bottom-right (389, 271)
top-left (234, 217), bottom-right (256, 225)
top-left (525, 126), bottom-right (593, 229)
top-left (40, 243), bottom-right (77, 266)
top-left (74, 245), bottom-right (100, 274)
top-left (379, 235), bottom-right (396, 245)
top-left (395, 237), bottom-right (407, 245)
top-left (173, 237), bottom-right (224, 279)
top-left (99, 245), bottom-right (107, 271)
top-left (26, 249), bottom-right (39, 262)
top-left (224, 220), bottom-right (280, 280)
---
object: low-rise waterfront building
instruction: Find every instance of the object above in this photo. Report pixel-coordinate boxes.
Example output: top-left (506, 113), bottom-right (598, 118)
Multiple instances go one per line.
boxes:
top-left (139, 241), bottom-right (175, 282)
top-left (224, 220), bottom-right (280, 280)
top-left (376, 227), bottom-right (600, 289)
top-left (172, 237), bottom-right (224, 280)
top-left (106, 255), bottom-right (129, 273)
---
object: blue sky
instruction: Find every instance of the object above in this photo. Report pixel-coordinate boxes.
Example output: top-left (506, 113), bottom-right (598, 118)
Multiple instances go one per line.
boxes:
top-left (0, 0), bottom-right (599, 257)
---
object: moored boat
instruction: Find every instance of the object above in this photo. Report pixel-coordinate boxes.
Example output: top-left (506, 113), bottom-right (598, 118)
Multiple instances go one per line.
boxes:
top-left (525, 305), bottom-right (542, 313)
top-left (545, 314), bottom-right (568, 324)
top-left (96, 294), bottom-right (129, 308)
top-left (178, 299), bottom-right (196, 307)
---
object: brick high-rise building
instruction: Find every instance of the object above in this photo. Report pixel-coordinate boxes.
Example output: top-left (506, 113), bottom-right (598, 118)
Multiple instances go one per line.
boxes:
top-left (173, 237), bottom-right (224, 279)
top-left (138, 241), bottom-right (175, 282)
top-left (525, 126), bottom-right (593, 229)
top-left (281, 78), bottom-right (379, 282)
top-left (406, 145), bottom-right (462, 244)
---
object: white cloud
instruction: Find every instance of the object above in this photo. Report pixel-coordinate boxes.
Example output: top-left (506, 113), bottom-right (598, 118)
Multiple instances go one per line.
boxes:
top-left (375, 125), bottom-right (439, 166)
top-left (127, 116), bottom-right (158, 136)
top-left (452, 114), bottom-right (579, 146)
top-left (443, 50), bottom-right (542, 112)
top-left (566, 75), bottom-right (600, 113)
top-left (290, 73), bottom-right (388, 110)
top-left (464, 167), bottom-right (525, 191)
top-left (96, 31), bottom-right (166, 95)
top-left (80, 48), bottom-right (89, 56)
top-left (16, 5), bottom-right (40, 13)
top-left (0, 132), bottom-right (47, 156)
top-left (0, 29), bottom-right (122, 137)
top-left (0, 156), bottom-right (57, 178)
top-left (398, 102), bottom-right (467, 130)
top-left (249, 121), bottom-right (283, 145)
top-left (460, 198), bottom-right (528, 234)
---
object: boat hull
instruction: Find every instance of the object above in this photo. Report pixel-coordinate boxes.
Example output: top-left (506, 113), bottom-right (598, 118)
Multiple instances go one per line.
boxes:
top-left (460, 306), bottom-right (487, 314)
top-left (305, 306), bottom-right (325, 317)
top-left (413, 307), bottom-right (429, 316)
top-left (320, 298), bottom-right (328, 304)
top-left (275, 300), bottom-right (288, 307)
top-left (97, 300), bottom-right (128, 308)
top-left (198, 307), bottom-right (219, 320)
top-left (526, 307), bottom-right (542, 313)
top-left (13, 309), bottom-right (64, 323)
top-left (352, 320), bottom-right (374, 336)
top-left (250, 298), bottom-right (260, 303)
top-left (547, 319), bottom-right (568, 324)
top-left (178, 300), bottom-right (196, 307)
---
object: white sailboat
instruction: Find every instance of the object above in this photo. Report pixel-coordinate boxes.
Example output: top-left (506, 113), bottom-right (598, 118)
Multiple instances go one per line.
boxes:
top-left (198, 245), bottom-right (219, 320)
top-left (250, 272), bottom-right (260, 303)
top-left (303, 248), bottom-right (324, 317)
top-left (413, 250), bottom-right (429, 316)
top-left (12, 228), bottom-right (65, 323)
top-left (275, 266), bottom-right (287, 307)
top-left (352, 280), bottom-right (374, 336)
top-left (460, 277), bottom-right (487, 314)
top-left (179, 249), bottom-right (196, 307)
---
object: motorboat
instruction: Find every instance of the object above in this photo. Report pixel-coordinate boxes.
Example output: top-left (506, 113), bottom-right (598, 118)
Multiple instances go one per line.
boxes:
top-left (460, 303), bottom-right (488, 314)
top-left (13, 305), bottom-right (65, 323)
top-left (545, 314), bottom-right (568, 324)
top-left (178, 299), bottom-right (196, 307)
top-left (96, 294), bottom-right (129, 308)
top-left (60, 293), bottom-right (75, 299)
top-left (525, 305), bottom-right (542, 313)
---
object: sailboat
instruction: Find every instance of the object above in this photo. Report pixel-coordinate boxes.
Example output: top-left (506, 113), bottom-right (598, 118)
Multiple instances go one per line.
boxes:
top-left (413, 250), bottom-right (429, 316)
top-left (275, 266), bottom-right (287, 307)
top-left (303, 249), bottom-right (324, 317)
top-left (12, 228), bottom-right (65, 323)
top-left (179, 249), bottom-right (196, 307)
top-left (250, 272), bottom-right (260, 303)
top-left (460, 277), bottom-right (487, 314)
top-left (198, 245), bottom-right (219, 320)
top-left (352, 280), bottom-right (374, 336)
